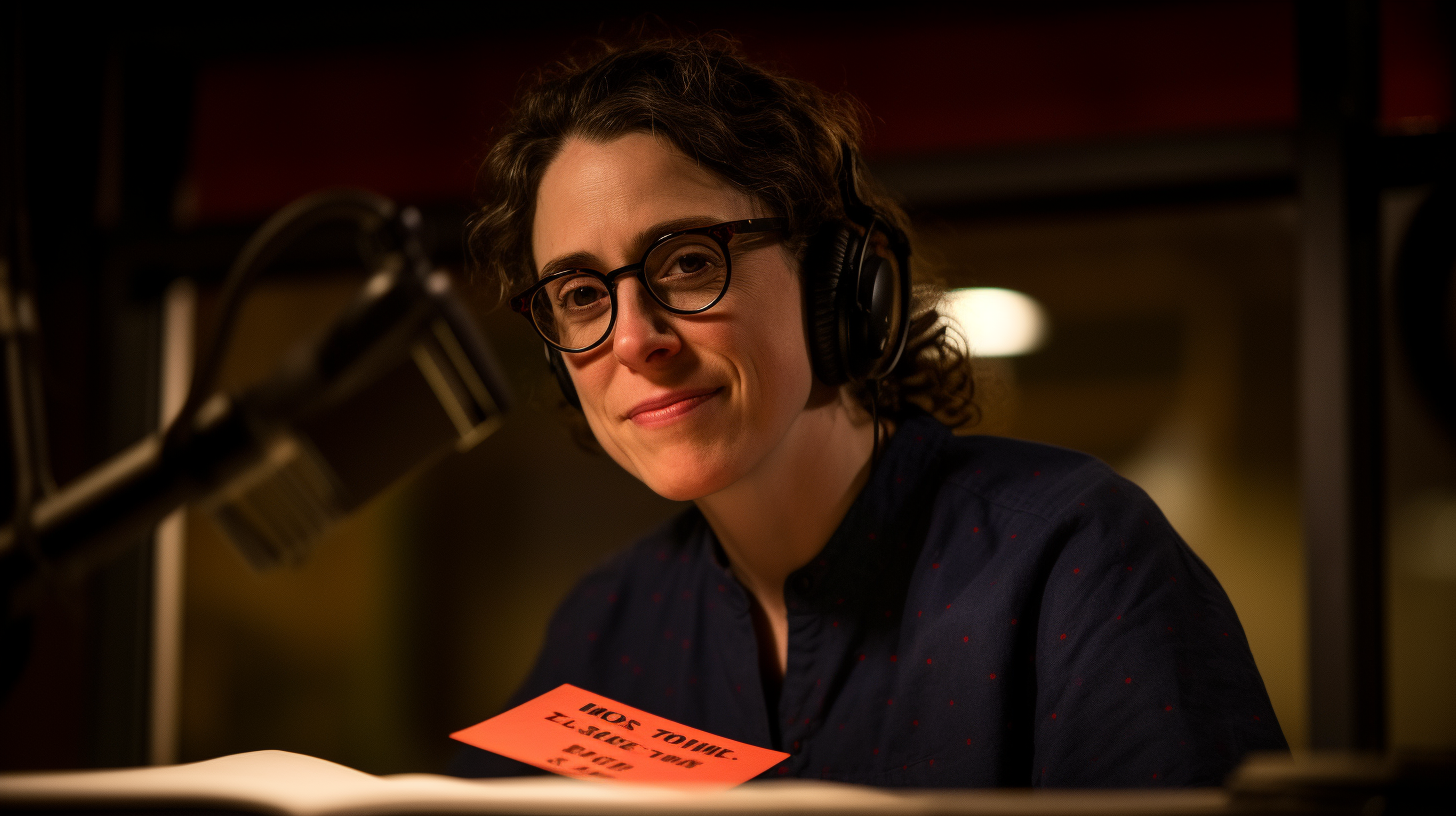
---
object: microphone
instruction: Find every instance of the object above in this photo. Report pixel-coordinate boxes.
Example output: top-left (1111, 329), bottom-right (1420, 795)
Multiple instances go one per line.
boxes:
top-left (0, 192), bottom-right (512, 611)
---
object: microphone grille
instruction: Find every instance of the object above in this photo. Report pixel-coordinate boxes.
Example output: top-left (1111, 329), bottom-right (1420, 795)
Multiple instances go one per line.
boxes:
top-left (203, 435), bottom-right (346, 571)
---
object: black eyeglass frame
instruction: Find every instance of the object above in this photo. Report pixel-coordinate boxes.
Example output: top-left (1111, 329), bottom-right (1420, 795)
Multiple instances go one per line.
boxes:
top-left (509, 217), bottom-right (789, 353)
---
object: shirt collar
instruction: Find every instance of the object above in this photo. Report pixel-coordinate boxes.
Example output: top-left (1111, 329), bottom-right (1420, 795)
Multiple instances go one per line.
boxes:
top-left (786, 409), bottom-right (951, 611)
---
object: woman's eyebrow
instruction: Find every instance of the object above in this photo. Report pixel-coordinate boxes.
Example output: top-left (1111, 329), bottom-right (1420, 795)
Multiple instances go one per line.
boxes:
top-left (637, 216), bottom-right (720, 246)
top-left (537, 215), bottom-right (726, 278)
top-left (538, 251), bottom-right (599, 278)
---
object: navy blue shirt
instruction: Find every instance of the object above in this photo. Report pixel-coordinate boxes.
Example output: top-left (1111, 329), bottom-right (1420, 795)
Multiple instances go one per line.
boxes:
top-left (451, 411), bottom-right (1287, 786)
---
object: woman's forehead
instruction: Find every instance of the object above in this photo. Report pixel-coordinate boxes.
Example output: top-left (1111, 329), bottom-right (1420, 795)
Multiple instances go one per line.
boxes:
top-left (531, 133), bottom-right (754, 272)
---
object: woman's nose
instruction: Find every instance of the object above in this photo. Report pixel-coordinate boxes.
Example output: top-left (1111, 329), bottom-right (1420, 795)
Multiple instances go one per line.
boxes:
top-left (611, 278), bottom-right (681, 368)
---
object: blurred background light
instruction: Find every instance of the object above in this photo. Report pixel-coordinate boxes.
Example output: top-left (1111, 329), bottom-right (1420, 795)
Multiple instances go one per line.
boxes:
top-left (940, 287), bottom-right (1050, 357)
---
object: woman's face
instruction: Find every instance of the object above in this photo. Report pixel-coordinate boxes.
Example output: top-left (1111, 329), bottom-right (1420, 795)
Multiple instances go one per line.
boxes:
top-left (532, 132), bottom-right (822, 501)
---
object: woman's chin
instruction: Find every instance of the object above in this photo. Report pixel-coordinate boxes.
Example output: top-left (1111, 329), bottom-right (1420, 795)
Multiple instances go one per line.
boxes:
top-left (634, 450), bottom-right (742, 502)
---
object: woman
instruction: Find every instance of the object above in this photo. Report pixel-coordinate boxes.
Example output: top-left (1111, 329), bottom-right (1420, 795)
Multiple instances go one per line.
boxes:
top-left (451, 36), bottom-right (1287, 787)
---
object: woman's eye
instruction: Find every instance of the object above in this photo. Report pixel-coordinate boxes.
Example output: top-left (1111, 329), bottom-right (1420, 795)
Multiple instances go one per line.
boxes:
top-left (669, 252), bottom-right (714, 275)
top-left (550, 278), bottom-right (608, 311)
top-left (566, 286), bottom-right (602, 306)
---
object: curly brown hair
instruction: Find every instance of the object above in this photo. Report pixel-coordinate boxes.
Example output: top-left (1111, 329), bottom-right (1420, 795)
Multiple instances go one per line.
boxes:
top-left (468, 35), bottom-right (977, 429)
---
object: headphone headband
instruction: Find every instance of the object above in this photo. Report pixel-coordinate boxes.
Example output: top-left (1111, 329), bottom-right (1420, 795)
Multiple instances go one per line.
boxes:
top-left (831, 144), bottom-right (912, 382)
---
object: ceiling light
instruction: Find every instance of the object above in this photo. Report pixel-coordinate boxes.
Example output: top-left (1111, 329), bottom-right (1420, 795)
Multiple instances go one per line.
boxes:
top-left (940, 287), bottom-right (1049, 357)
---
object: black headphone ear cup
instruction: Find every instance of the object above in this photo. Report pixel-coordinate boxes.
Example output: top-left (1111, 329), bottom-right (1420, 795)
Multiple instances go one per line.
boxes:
top-left (805, 223), bottom-right (857, 386)
top-left (855, 254), bottom-right (896, 370)
top-left (546, 346), bottom-right (581, 410)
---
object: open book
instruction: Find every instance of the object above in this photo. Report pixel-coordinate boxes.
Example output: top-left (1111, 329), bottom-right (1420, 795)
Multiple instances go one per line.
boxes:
top-left (0, 750), bottom-right (1228, 815)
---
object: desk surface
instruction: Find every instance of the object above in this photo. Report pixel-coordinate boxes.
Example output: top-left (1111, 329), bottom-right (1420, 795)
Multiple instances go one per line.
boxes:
top-left (2, 749), bottom-right (1445, 816)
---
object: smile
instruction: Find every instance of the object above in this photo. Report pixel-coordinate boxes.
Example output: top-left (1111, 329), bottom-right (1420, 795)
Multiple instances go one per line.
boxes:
top-left (627, 388), bottom-right (721, 427)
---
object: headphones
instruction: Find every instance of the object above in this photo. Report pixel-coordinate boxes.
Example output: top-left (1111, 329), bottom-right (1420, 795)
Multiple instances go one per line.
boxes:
top-left (548, 144), bottom-right (911, 409)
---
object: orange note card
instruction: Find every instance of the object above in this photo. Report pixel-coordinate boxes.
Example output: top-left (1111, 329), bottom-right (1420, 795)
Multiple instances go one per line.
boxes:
top-left (450, 684), bottom-right (789, 788)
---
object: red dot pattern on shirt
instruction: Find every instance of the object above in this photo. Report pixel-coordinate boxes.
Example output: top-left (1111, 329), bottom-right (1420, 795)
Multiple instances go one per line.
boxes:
top-left (566, 455), bottom-right (1240, 786)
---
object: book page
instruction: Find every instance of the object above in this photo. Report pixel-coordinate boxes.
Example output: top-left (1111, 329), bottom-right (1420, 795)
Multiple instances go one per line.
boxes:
top-left (0, 749), bottom-right (1226, 816)
top-left (0, 750), bottom-right (901, 816)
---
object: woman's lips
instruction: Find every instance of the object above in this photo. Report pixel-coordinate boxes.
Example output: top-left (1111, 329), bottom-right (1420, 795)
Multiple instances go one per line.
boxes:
top-left (627, 388), bottom-right (721, 427)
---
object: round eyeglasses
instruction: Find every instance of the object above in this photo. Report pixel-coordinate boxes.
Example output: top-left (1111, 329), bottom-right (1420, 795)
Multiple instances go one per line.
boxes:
top-left (510, 217), bottom-right (788, 353)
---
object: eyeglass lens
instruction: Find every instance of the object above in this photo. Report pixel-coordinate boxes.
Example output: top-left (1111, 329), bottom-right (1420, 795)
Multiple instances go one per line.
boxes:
top-left (529, 232), bottom-right (730, 350)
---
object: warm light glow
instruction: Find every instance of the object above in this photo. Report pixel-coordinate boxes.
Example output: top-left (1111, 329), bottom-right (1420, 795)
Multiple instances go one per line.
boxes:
top-left (940, 287), bottom-right (1049, 357)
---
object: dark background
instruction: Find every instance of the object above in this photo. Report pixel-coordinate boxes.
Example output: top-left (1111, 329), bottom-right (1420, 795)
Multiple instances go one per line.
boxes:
top-left (2, 0), bottom-right (1452, 774)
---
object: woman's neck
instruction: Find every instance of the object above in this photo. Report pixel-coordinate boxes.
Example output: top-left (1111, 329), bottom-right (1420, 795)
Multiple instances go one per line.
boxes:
top-left (695, 388), bottom-right (879, 677)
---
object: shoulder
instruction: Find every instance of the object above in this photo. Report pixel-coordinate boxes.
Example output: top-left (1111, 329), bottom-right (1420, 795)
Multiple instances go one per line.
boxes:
top-left (566, 507), bottom-right (710, 598)
top-left (901, 418), bottom-right (1146, 534)
top-left (545, 507), bottom-right (714, 638)
top-left (897, 419), bottom-right (1191, 594)
top-left (937, 434), bottom-right (1123, 515)
top-left (511, 507), bottom-right (713, 697)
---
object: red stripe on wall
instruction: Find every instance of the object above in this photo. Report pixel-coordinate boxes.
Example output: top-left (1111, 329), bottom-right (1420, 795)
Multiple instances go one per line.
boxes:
top-left (188, 1), bottom-right (1450, 223)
